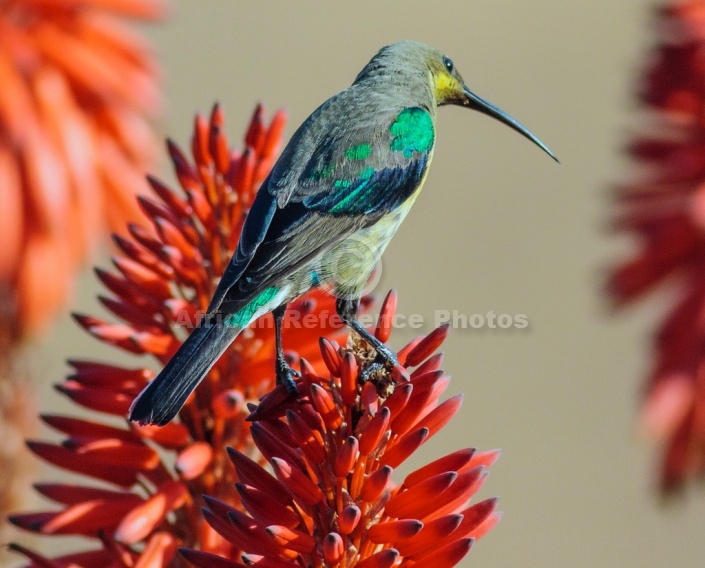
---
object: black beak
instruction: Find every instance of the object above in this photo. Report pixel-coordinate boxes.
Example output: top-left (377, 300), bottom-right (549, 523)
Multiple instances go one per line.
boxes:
top-left (463, 85), bottom-right (558, 163)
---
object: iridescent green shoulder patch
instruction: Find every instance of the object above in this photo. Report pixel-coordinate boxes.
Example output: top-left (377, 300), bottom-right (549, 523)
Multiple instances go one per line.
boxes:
top-left (390, 108), bottom-right (434, 158)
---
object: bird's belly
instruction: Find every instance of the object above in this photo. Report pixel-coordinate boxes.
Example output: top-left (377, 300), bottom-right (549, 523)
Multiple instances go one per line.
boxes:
top-left (318, 185), bottom-right (424, 297)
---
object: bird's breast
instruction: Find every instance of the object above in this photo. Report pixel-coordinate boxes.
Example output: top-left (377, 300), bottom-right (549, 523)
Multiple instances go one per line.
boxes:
top-left (317, 150), bottom-right (434, 295)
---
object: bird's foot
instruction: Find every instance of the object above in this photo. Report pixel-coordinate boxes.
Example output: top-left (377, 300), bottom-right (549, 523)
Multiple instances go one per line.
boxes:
top-left (360, 343), bottom-right (401, 383)
top-left (360, 360), bottom-right (385, 383)
top-left (371, 343), bottom-right (400, 369)
top-left (346, 320), bottom-right (400, 368)
top-left (276, 358), bottom-right (300, 395)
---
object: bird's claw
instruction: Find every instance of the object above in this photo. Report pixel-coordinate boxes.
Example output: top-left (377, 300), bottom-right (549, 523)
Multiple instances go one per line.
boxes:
top-left (360, 347), bottom-right (400, 382)
top-left (360, 361), bottom-right (385, 382)
top-left (374, 345), bottom-right (400, 369)
top-left (276, 360), bottom-right (300, 395)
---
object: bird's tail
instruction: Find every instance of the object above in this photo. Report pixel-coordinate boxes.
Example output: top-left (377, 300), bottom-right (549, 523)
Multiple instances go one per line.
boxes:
top-left (128, 320), bottom-right (242, 426)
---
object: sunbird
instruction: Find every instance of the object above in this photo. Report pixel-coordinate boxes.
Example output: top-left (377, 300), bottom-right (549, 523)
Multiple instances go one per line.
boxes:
top-left (129, 40), bottom-right (557, 426)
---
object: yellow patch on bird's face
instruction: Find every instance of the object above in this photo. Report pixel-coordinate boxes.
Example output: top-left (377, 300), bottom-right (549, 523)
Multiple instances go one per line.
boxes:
top-left (431, 64), bottom-right (465, 105)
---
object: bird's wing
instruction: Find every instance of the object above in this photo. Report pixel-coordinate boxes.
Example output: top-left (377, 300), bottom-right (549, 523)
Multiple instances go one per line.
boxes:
top-left (270, 99), bottom-right (435, 213)
top-left (209, 99), bottom-right (435, 313)
top-left (206, 184), bottom-right (278, 312)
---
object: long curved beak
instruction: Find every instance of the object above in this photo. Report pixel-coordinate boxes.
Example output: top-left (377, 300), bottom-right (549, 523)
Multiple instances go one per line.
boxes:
top-left (463, 85), bottom-right (559, 163)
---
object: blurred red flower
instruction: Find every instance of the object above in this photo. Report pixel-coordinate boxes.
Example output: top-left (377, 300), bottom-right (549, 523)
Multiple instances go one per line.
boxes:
top-left (0, 353), bottom-right (36, 555)
top-left (608, 0), bottom-right (705, 492)
top-left (0, 0), bottom-right (165, 338)
top-left (0, 0), bottom-right (165, 555)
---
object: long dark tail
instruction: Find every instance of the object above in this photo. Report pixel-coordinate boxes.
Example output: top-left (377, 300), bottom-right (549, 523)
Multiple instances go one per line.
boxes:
top-left (128, 321), bottom-right (242, 426)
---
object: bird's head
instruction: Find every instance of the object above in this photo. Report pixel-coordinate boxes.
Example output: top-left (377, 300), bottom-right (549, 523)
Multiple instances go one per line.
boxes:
top-left (361, 41), bottom-right (557, 162)
top-left (427, 50), bottom-right (469, 107)
top-left (429, 46), bottom-right (557, 161)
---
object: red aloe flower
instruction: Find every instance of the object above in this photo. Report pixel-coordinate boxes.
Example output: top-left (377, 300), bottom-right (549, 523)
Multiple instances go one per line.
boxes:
top-left (10, 104), bottom-right (369, 566)
top-left (0, 0), bottom-right (164, 556)
top-left (183, 292), bottom-right (500, 568)
top-left (607, 0), bottom-right (705, 492)
top-left (0, 353), bottom-right (36, 553)
top-left (0, 0), bottom-right (165, 338)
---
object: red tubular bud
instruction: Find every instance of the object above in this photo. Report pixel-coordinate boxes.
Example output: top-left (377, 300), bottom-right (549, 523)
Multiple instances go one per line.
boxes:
top-left (335, 436), bottom-right (359, 477)
top-left (449, 498), bottom-right (499, 544)
top-left (113, 256), bottom-right (172, 299)
top-left (261, 109), bottom-right (287, 159)
top-left (354, 549), bottom-right (399, 568)
top-left (310, 384), bottom-right (342, 430)
top-left (385, 472), bottom-right (456, 519)
top-left (414, 538), bottom-right (473, 567)
top-left (227, 449), bottom-right (292, 505)
top-left (298, 402), bottom-right (325, 432)
top-left (404, 448), bottom-right (476, 488)
top-left (55, 381), bottom-right (134, 415)
top-left (136, 532), bottom-right (178, 567)
top-left (323, 532), bottom-right (344, 564)
top-left (211, 389), bottom-right (244, 418)
top-left (271, 457), bottom-right (323, 506)
top-left (112, 233), bottom-right (174, 280)
top-left (339, 352), bottom-right (359, 405)
top-left (358, 407), bottom-right (390, 457)
top-left (137, 194), bottom-right (182, 232)
top-left (191, 113), bottom-right (212, 167)
top-left (392, 365), bottom-right (410, 383)
top-left (431, 467), bottom-right (489, 519)
top-left (465, 449), bottom-right (502, 470)
top-left (360, 381), bottom-right (378, 415)
top-left (167, 139), bottom-right (200, 193)
top-left (470, 511), bottom-right (501, 541)
top-left (155, 217), bottom-right (199, 259)
top-left (319, 338), bottom-right (341, 376)
top-left (389, 387), bottom-right (434, 438)
top-left (147, 174), bottom-right (192, 219)
top-left (245, 103), bottom-right (265, 153)
top-left (287, 410), bottom-right (326, 463)
top-left (396, 514), bottom-right (464, 558)
top-left (230, 147), bottom-right (255, 195)
top-left (396, 337), bottom-right (421, 366)
top-left (236, 484), bottom-right (299, 529)
top-left (381, 383), bottom-right (412, 422)
top-left (404, 324), bottom-right (450, 367)
top-left (360, 465), bottom-right (392, 503)
top-left (61, 438), bottom-right (160, 471)
top-left (410, 352), bottom-right (443, 378)
top-left (186, 188), bottom-right (217, 232)
top-left (415, 394), bottom-right (464, 440)
top-left (42, 414), bottom-right (137, 442)
top-left (265, 525), bottom-right (316, 554)
top-left (31, 441), bottom-right (129, 491)
top-left (366, 519), bottom-right (423, 544)
top-left (209, 124), bottom-right (230, 175)
top-left (175, 442), bottom-right (213, 480)
top-left (338, 505), bottom-right (361, 535)
top-left (379, 428), bottom-right (428, 469)
top-left (132, 421), bottom-right (191, 450)
top-left (10, 495), bottom-right (142, 536)
top-left (374, 289), bottom-right (397, 343)
top-left (210, 102), bottom-right (225, 128)
top-left (178, 548), bottom-right (243, 568)
top-left (115, 481), bottom-right (189, 544)
top-left (250, 423), bottom-right (306, 472)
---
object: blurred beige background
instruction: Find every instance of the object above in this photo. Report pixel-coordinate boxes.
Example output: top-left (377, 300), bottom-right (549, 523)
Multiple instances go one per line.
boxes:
top-left (20, 0), bottom-right (705, 567)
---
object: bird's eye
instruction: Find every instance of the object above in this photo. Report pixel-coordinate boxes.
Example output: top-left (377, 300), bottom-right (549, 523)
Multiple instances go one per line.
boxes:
top-left (443, 57), bottom-right (454, 73)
